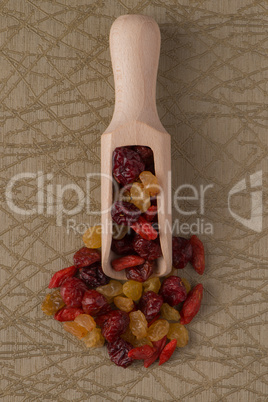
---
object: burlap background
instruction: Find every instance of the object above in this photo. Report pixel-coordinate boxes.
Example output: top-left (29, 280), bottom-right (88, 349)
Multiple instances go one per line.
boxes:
top-left (1, 1), bottom-right (267, 401)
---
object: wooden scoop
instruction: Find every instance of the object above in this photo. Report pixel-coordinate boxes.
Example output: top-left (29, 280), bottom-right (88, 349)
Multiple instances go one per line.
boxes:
top-left (101, 14), bottom-right (172, 280)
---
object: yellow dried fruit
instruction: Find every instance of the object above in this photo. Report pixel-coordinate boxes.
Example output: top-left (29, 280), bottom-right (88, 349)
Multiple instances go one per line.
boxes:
top-left (41, 290), bottom-right (65, 316)
top-left (123, 280), bottom-right (143, 301)
top-left (139, 171), bottom-right (160, 196)
top-left (82, 328), bottom-right (105, 348)
top-left (114, 296), bottom-right (134, 313)
top-left (130, 182), bottom-right (151, 212)
top-left (147, 319), bottom-right (169, 342)
top-left (74, 314), bottom-right (96, 332)
top-left (82, 225), bottom-right (101, 248)
top-left (161, 303), bottom-right (180, 321)
top-left (167, 323), bottom-right (189, 347)
top-left (129, 310), bottom-right (148, 339)
top-left (143, 277), bottom-right (161, 294)
top-left (96, 280), bottom-right (123, 298)
top-left (63, 321), bottom-right (88, 339)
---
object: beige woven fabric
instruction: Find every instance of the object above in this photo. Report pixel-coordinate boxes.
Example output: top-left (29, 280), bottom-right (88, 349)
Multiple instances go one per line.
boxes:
top-left (1, 1), bottom-right (267, 401)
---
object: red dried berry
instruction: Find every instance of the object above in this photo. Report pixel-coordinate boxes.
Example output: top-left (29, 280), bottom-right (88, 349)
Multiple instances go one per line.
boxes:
top-left (190, 235), bottom-right (205, 275)
top-left (95, 310), bottom-right (116, 327)
top-left (60, 277), bottom-right (88, 308)
top-left (143, 205), bottom-right (158, 222)
top-left (111, 201), bottom-right (141, 226)
top-left (180, 284), bottom-right (203, 325)
top-left (148, 314), bottom-right (161, 327)
top-left (128, 345), bottom-right (155, 360)
top-left (54, 306), bottom-right (84, 322)
top-left (131, 216), bottom-right (158, 240)
top-left (133, 146), bottom-right (153, 165)
top-left (111, 235), bottom-right (134, 255)
top-left (113, 147), bottom-right (145, 186)
top-left (102, 310), bottom-right (130, 342)
top-left (126, 260), bottom-right (154, 282)
top-left (143, 335), bottom-right (167, 368)
top-left (48, 265), bottom-right (77, 289)
top-left (139, 291), bottom-right (163, 321)
top-left (111, 255), bottom-right (145, 272)
top-left (79, 263), bottom-right (109, 289)
top-left (133, 235), bottom-right (162, 261)
top-left (82, 290), bottom-right (111, 316)
top-left (172, 237), bottom-right (192, 269)
top-left (107, 338), bottom-right (134, 368)
top-left (159, 339), bottom-right (177, 365)
top-left (73, 247), bottom-right (101, 269)
top-left (159, 276), bottom-right (187, 306)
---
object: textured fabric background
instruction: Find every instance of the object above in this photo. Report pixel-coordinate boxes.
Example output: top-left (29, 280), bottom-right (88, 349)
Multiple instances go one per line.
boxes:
top-left (1, 1), bottom-right (268, 401)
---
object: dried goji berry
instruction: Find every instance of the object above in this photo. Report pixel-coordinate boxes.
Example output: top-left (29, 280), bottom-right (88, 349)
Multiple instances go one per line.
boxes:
top-left (190, 235), bottom-right (205, 275)
top-left (112, 255), bottom-right (145, 271)
top-left (128, 345), bottom-right (155, 360)
top-left (180, 284), bottom-right (203, 325)
top-left (48, 265), bottom-right (77, 289)
top-left (54, 306), bottom-right (84, 322)
top-left (172, 237), bottom-right (192, 269)
top-left (159, 339), bottom-right (177, 365)
top-left (143, 335), bottom-right (167, 368)
top-left (131, 216), bottom-right (158, 240)
top-left (73, 247), bottom-right (101, 269)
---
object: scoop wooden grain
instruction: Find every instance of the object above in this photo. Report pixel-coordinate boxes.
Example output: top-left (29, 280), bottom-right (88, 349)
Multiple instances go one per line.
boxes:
top-left (101, 14), bottom-right (172, 280)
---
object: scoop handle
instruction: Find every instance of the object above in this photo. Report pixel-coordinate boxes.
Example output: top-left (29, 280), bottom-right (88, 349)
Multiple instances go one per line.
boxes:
top-left (107, 14), bottom-right (165, 133)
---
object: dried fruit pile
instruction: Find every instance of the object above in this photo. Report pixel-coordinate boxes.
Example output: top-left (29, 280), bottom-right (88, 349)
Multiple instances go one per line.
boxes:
top-left (42, 146), bottom-right (205, 368)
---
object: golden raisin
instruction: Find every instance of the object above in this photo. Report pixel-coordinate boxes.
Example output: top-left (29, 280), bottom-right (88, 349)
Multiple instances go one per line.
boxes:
top-left (121, 327), bottom-right (153, 347)
top-left (82, 328), bottom-right (105, 348)
top-left (41, 290), bottom-right (65, 316)
top-left (74, 314), bottom-right (96, 332)
top-left (139, 171), bottom-right (160, 196)
top-left (147, 319), bottom-right (169, 342)
top-left (123, 280), bottom-right (143, 301)
top-left (130, 182), bottom-right (151, 212)
top-left (143, 277), bottom-right (161, 294)
top-left (129, 310), bottom-right (148, 339)
top-left (181, 278), bottom-right (191, 293)
top-left (161, 303), bottom-right (180, 321)
top-left (167, 323), bottom-right (189, 347)
top-left (96, 280), bottom-right (123, 298)
top-left (114, 296), bottom-right (134, 313)
top-left (82, 225), bottom-right (102, 248)
top-left (133, 337), bottom-right (153, 348)
top-left (63, 321), bottom-right (88, 339)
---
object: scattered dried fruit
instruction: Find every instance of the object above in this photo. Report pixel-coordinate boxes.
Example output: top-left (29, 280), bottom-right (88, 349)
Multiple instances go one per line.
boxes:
top-left (63, 321), bottom-right (88, 339)
top-left (107, 338), bottom-right (133, 368)
top-left (102, 310), bottom-right (130, 342)
top-left (83, 328), bottom-right (105, 348)
top-left (161, 303), bottom-right (180, 321)
top-left (180, 284), bottom-right (203, 325)
top-left (48, 266), bottom-right (77, 289)
top-left (79, 263), bottom-right (109, 289)
top-left (112, 255), bottom-right (145, 272)
top-left (74, 314), bottom-right (96, 332)
top-left (114, 296), bottom-right (134, 313)
top-left (123, 280), bottom-right (143, 301)
top-left (129, 310), bottom-right (148, 339)
top-left (41, 289), bottom-right (65, 315)
top-left (190, 235), bottom-right (205, 275)
top-left (139, 291), bottom-right (163, 321)
top-left (159, 276), bottom-right (187, 306)
top-left (128, 345), bottom-right (155, 360)
top-left (159, 339), bottom-right (177, 365)
top-left (143, 277), bottom-right (161, 294)
top-left (167, 323), bottom-right (189, 347)
top-left (54, 306), bottom-right (84, 322)
top-left (82, 225), bottom-right (102, 248)
top-left (126, 260), bottom-right (154, 282)
top-left (82, 290), bottom-right (111, 316)
top-left (96, 280), bottom-right (123, 298)
top-left (133, 235), bottom-right (162, 261)
top-left (60, 277), bottom-right (88, 308)
top-left (147, 319), bottom-right (169, 342)
top-left (73, 247), bottom-right (101, 268)
top-left (172, 236), bottom-right (192, 269)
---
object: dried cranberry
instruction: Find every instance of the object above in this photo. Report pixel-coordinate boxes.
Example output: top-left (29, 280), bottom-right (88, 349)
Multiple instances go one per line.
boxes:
top-left (111, 255), bottom-right (145, 271)
top-left (111, 201), bottom-right (141, 226)
top-left (111, 235), bottom-right (134, 255)
top-left (159, 276), bottom-right (187, 306)
top-left (133, 146), bottom-right (153, 163)
top-left (133, 235), bottom-right (162, 261)
top-left (95, 310), bottom-right (117, 327)
top-left (102, 310), bottom-right (130, 342)
top-left (126, 260), bottom-right (154, 282)
top-left (82, 290), bottom-right (111, 316)
top-left (54, 306), bottom-right (84, 322)
top-left (172, 237), bottom-right (192, 269)
top-left (190, 235), bottom-right (205, 275)
top-left (60, 277), bottom-right (88, 308)
top-left (73, 247), bottom-right (101, 269)
top-left (107, 338), bottom-right (133, 368)
top-left (79, 263), bottom-right (109, 289)
top-left (138, 291), bottom-right (163, 321)
top-left (113, 147), bottom-right (145, 186)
